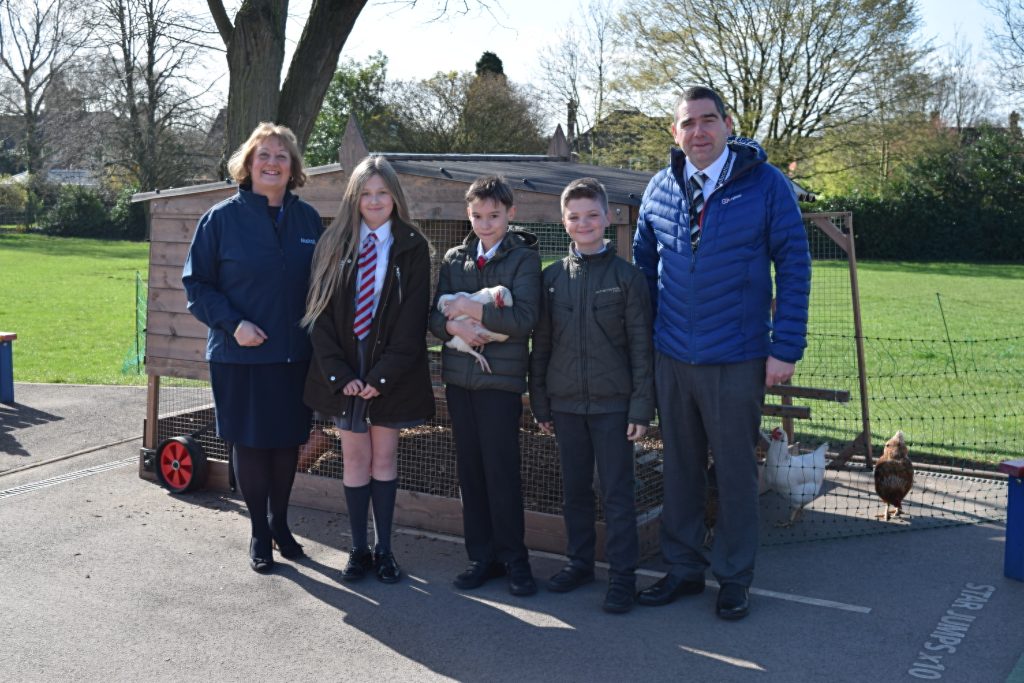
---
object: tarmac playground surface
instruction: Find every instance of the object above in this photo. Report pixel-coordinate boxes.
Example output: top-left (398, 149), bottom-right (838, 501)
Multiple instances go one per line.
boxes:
top-left (2, 383), bottom-right (1023, 682)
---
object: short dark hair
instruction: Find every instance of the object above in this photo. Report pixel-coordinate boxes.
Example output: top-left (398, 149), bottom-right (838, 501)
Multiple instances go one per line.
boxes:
top-left (560, 177), bottom-right (608, 214)
top-left (674, 86), bottom-right (728, 120)
top-left (465, 175), bottom-right (515, 209)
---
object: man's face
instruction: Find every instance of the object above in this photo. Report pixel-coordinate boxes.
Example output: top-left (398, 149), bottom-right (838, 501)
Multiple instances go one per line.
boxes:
top-left (671, 98), bottom-right (733, 170)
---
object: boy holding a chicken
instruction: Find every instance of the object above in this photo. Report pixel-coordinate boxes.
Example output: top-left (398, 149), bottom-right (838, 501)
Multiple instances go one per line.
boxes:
top-left (529, 177), bottom-right (655, 614)
top-left (429, 175), bottom-right (543, 596)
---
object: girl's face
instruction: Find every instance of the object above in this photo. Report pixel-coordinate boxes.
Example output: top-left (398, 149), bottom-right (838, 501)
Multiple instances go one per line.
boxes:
top-left (359, 174), bottom-right (394, 229)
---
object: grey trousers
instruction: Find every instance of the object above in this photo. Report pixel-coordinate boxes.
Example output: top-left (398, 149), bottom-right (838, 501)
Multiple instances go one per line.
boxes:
top-left (655, 353), bottom-right (765, 587)
top-left (552, 410), bottom-right (639, 582)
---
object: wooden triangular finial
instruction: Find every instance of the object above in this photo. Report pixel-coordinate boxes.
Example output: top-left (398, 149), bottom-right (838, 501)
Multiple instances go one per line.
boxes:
top-left (339, 115), bottom-right (370, 170)
top-left (547, 124), bottom-right (570, 159)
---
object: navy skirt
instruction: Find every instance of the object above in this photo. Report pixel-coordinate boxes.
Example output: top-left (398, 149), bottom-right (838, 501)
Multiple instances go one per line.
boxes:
top-left (210, 361), bottom-right (312, 449)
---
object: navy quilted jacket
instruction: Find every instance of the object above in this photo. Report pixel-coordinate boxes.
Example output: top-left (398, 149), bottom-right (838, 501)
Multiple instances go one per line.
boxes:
top-left (632, 141), bottom-right (810, 365)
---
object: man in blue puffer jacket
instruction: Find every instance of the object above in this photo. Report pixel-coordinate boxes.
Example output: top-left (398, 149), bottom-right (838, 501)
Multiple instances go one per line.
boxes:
top-left (633, 86), bottom-right (811, 620)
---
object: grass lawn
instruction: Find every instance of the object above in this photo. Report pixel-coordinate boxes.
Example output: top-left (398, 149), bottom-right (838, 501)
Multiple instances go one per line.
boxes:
top-left (0, 232), bottom-right (149, 385)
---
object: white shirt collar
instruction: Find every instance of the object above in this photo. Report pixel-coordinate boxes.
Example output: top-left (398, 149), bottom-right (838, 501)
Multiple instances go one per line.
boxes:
top-left (685, 147), bottom-right (731, 184)
top-left (360, 220), bottom-right (392, 245)
top-left (476, 237), bottom-right (503, 261)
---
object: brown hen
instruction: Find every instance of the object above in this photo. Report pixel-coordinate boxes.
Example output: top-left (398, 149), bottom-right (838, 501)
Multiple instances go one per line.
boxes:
top-left (874, 430), bottom-right (913, 520)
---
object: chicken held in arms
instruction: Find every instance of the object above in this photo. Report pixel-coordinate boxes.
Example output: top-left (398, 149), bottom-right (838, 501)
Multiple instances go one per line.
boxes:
top-left (437, 285), bottom-right (513, 374)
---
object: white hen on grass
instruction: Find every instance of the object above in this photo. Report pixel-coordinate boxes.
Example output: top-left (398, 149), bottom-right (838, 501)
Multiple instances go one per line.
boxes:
top-left (437, 285), bottom-right (513, 373)
top-left (764, 427), bottom-right (828, 527)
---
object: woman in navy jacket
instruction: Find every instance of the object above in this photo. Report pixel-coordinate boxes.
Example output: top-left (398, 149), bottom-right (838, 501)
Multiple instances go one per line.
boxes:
top-left (182, 123), bottom-right (322, 572)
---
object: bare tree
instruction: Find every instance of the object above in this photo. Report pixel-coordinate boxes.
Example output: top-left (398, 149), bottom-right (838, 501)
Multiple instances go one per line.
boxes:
top-left (616, 0), bottom-right (926, 167)
top-left (985, 0), bottom-right (1024, 100)
top-left (537, 0), bottom-right (617, 137)
top-left (206, 0), bottom-right (496, 159)
top-left (0, 0), bottom-right (91, 175)
top-left (931, 32), bottom-right (996, 130)
top-left (91, 0), bottom-right (218, 189)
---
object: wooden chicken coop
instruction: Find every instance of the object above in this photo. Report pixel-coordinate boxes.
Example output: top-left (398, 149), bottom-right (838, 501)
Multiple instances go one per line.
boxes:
top-left (132, 118), bottom-right (873, 555)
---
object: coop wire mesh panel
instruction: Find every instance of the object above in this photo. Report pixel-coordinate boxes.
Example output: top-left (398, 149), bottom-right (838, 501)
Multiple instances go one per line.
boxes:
top-left (152, 213), bottom-right (1014, 547)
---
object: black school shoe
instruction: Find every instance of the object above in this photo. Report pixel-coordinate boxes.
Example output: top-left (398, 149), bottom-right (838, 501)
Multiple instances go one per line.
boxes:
top-left (603, 581), bottom-right (636, 614)
top-left (374, 550), bottom-right (402, 584)
top-left (507, 559), bottom-right (538, 597)
top-left (341, 546), bottom-right (374, 581)
top-left (453, 561), bottom-right (507, 589)
top-left (716, 583), bottom-right (750, 620)
top-left (546, 565), bottom-right (595, 593)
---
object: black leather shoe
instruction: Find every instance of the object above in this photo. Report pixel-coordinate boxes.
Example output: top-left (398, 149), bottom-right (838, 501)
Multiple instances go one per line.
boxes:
top-left (603, 581), bottom-right (636, 614)
top-left (374, 550), bottom-right (402, 584)
top-left (249, 537), bottom-right (274, 573)
top-left (341, 546), bottom-right (373, 582)
top-left (453, 561), bottom-right (507, 590)
top-left (636, 574), bottom-right (705, 606)
top-left (546, 565), bottom-right (595, 593)
top-left (716, 583), bottom-right (750, 620)
top-left (507, 559), bottom-right (538, 597)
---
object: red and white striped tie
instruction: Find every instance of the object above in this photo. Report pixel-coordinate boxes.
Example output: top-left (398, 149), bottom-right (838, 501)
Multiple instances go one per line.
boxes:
top-left (353, 233), bottom-right (378, 339)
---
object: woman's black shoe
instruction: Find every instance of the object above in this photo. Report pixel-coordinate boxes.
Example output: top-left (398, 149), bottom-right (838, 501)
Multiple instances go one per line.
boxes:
top-left (249, 537), bottom-right (274, 573)
top-left (374, 550), bottom-right (402, 584)
top-left (271, 536), bottom-right (305, 560)
top-left (341, 546), bottom-right (373, 581)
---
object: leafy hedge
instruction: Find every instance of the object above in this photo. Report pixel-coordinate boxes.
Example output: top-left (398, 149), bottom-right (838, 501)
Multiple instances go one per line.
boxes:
top-left (38, 185), bottom-right (147, 240)
top-left (816, 127), bottom-right (1024, 261)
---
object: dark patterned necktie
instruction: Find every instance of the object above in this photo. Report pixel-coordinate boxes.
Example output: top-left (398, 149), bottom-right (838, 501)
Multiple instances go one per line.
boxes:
top-left (690, 171), bottom-right (708, 250)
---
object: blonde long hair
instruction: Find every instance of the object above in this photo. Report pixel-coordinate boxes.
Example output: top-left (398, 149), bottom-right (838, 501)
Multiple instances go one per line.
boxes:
top-left (302, 156), bottom-right (421, 330)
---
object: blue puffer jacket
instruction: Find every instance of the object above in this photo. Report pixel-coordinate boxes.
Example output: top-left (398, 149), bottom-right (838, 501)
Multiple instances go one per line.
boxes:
top-left (182, 187), bottom-right (322, 364)
top-left (632, 140), bottom-right (810, 365)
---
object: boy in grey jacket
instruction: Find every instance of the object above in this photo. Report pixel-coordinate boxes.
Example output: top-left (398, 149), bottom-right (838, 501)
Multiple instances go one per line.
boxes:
top-left (529, 177), bottom-right (655, 613)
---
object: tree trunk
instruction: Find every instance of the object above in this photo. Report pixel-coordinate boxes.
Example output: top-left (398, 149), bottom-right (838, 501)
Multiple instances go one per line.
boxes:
top-left (222, 0), bottom-right (288, 162)
top-left (277, 0), bottom-right (368, 151)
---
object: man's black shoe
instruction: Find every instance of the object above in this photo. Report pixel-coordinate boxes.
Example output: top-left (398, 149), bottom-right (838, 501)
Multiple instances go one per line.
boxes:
top-left (602, 582), bottom-right (636, 614)
top-left (341, 546), bottom-right (373, 582)
top-left (507, 559), bottom-right (538, 596)
top-left (636, 574), bottom-right (705, 606)
top-left (453, 561), bottom-right (506, 590)
top-left (546, 565), bottom-right (595, 593)
top-left (716, 583), bottom-right (750, 620)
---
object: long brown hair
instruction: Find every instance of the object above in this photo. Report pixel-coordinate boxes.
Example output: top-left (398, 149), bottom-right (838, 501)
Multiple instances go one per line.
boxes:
top-left (302, 156), bottom-right (421, 330)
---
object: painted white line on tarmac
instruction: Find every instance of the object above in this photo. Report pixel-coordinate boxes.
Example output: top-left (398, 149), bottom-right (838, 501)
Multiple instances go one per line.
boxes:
top-left (395, 526), bottom-right (873, 614)
top-left (0, 457), bottom-right (135, 500)
top-left (0, 436), bottom-right (141, 478)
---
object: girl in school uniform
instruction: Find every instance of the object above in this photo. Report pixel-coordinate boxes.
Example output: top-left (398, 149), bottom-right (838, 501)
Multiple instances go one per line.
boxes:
top-left (302, 156), bottom-right (434, 583)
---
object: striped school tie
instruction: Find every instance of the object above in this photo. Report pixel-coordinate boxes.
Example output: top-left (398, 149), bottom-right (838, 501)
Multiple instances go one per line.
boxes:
top-left (353, 233), bottom-right (378, 339)
top-left (690, 171), bottom-right (708, 250)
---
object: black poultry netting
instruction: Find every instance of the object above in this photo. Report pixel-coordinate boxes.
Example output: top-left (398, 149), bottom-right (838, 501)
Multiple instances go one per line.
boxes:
top-left (151, 213), bottom-right (1015, 555)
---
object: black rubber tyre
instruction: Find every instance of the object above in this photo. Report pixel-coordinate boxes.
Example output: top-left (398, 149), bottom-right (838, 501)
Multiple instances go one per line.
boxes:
top-left (154, 436), bottom-right (209, 493)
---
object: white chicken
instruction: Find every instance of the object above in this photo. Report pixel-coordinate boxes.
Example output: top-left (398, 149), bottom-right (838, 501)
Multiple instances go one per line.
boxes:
top-left (764, 427), bottom-right (828, 527)
top-left (437, 285), bottom-right (513, 374)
